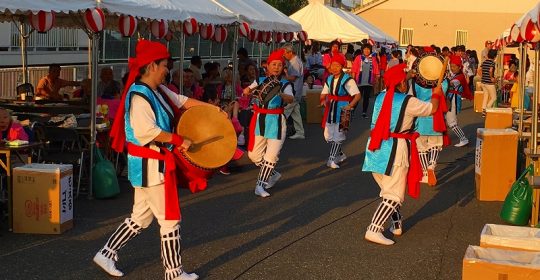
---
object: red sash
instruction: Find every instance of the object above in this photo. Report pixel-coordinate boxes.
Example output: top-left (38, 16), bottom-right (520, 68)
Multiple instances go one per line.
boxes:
top-left (389, 132), bottom-right (422, 199)
top-left (127, 143), bottom-right (181, 221)
top-left (248, 104), bottom-right (284, 151)
top-left (321, 94), bottom-right (353, 128)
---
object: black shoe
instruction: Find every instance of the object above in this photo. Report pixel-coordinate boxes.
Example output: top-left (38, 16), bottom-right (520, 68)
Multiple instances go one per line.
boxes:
top-left (362, 113), bottom-right (368, 119)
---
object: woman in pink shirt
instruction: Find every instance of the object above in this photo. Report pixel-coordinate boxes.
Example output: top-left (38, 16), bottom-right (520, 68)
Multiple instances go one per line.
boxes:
top-left (0, 108), bottom-right (28, 141)
top-left (351, 44), bottom-right (380, 118)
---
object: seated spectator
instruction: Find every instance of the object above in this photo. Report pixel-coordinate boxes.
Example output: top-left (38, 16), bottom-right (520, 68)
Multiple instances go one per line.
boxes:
top-left (202, 62), bottom-right (223, 88)
top-left (36, 64), bottom-right (81, 101)
top-left (72, 79), bottom-right (92, 100)
top-left (0, 108), bottom-right (29, 141)
top-left (241, 64), bottom-right (258, 86)
top-left (181, 68), bottom-right (203, 99)
top-left (237, 47), bottom-right (255, 78)
top-left (217, 68), bottom-right (242, 104)
top-left (97, 67), bottom-right (121, 99)
top-left (189, 55), bottom-right (203, 84)
top-left (167, 69), bottom-right (181, 94)
top-left (258, 60), bottom-right (267, 78)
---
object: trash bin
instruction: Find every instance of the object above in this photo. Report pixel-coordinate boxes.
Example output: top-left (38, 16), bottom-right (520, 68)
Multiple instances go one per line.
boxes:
top-left (475, 128), bottom-right (518, 201)
top-left (485, 108), bottom-right (513, 129)
top-left (306, 89), bottom-right (323, 124)
top-left (474, 90), bottom-right (484, 113)
top-left (480, 224), bottom-right (540, 251)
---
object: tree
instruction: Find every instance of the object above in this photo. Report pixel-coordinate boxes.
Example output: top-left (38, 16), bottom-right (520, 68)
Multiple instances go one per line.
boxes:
top-left (264, 0), bottom-right (308, 16)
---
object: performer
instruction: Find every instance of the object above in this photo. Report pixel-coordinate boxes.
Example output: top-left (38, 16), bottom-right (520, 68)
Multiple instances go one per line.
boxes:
top-left (362, 63), bottom-right (444, 245)
top-left (320, 54), bottom-right (361, 169)
top-left (411, 48), bottom-right (449, 187)
top-left (446, 55), bottom-right (471, 147)
top-left (94, 40), bottom-right (216, 280)
top-left (243, 49), bottom-right (293, 197)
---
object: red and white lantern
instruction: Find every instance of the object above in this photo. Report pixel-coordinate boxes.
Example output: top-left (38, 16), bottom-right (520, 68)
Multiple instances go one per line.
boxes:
top-left (183, 18), bottom-right (198, 36)
top-left (368, 38), bottom-right (375, 46)
top-left (259, 31), bottom-right (271, 43)
top-left (199, 24), bottom-right (215, 40)
top-left (239, 22), bottom-right (250, 38)
top-left (283, 32), bottom-right (294, 42)
top-left (297, 30), bottom-right (308, 42)
top-left (118, 15), bottom-right (137, 37)
top-left (213, 26), bottom-right (228, 43)
top-left (84, 8), bottom-right (105, 33)
top-left (151, 19), bottom-right (168, 39)
top-left (274, 32), bottom-right (283, 43)
top-left (520, 15), bottom-right (540, 42)
top-left (248, 29), bottom-right (259, 42)
top-left (29, 10), bottom-right (55, 33)
top-left (505, 35), bottom-right (512, 45)
top-left (510, 24), bottom-right (524, 43)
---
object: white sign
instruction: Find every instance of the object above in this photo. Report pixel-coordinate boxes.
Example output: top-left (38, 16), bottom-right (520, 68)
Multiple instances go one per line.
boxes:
top-left (475, 137), bottom-right (483, 175)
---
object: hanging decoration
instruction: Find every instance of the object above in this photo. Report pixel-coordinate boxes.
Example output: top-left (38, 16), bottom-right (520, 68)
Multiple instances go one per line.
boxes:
top-left (213, 26), bottom-right (228, 43)
top-left (84, 8), bottom-right (105, 33)
top-left (199, 24), bottom-right (215, 40)
top-left (183, 18), bottom-right (198, 36)
top-left (239, 22), bottom-right (250, 38)
top-left (151, 19), bottom-right (169, 39)
top-left (118, 15), bottom-right (137, 37)
top-left (29, 10), bottom-right (55, 33)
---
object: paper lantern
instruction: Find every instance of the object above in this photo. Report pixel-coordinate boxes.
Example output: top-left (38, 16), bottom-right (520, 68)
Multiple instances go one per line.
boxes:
top-left (520, 15), bottom-right (540, 42)
top-left (368, 38), bottom-right (375, 46)
top-left (199, 24), bottom-right (215, 40)
top-left (213, 26), bottom-right (228, 43)
top-left (274, 32), bottom-right (283, 43)
top-left (118, 15), bottom-right (137, 37)
top-left (151, 19), bottom-right (168, 39)
top-left (283, 32), bottom-right (294, 42)
top-left (258, 31), bottom-right (271, 43)
top-left (510, 24), bottom-right (523, 43)
top-left (29, 11), bottom-right (55, 33)
top-left (183, 18), bottom-right (198, 36)
top-left (248, 29), bottom-right (259, 42)
top-left (239, 22), bottom-right (250, 38)
top-left (84, 8), bottom-right (105, 33)
top-left (297, 30), bottom-right (308, 42)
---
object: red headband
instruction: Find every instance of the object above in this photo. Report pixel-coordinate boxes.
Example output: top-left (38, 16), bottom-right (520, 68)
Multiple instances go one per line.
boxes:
top-left (330, 53), bottom-right (346, 67)
top-left (267, 49), bottom-right (285, 64)
top-left (449, 55), bottom-right (462, 67)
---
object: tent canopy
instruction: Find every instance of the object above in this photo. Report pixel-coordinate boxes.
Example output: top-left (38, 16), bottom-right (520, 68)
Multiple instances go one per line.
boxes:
top-left (212, 0), bottom-right (302, 32)
top-left (290, 1), bottom-right (396, 43)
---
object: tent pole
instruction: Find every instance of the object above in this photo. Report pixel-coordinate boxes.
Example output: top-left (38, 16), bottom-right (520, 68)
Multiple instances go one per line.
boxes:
top-left (232, 23), bottom-right (239, 92)
top-left (518, 43), bottom-right (526, 138)
top-left (88, 33), bottom-right (99, 199)
top-left (180, 31), bottom-right (185, 93)
top-left (18, 19), bottom-right (29, 84)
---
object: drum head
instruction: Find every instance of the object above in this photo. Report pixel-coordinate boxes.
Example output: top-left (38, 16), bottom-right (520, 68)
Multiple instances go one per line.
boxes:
top-left (412, 51), bottom-right (444, 88)
top-left (176, 106), bottom-right (237, 169)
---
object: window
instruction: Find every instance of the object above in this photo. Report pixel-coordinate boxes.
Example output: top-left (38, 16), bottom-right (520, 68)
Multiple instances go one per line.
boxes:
top-left (456, 30), bottom-right (468, 46)
top-left (400, 28), bottom-right (413, 46)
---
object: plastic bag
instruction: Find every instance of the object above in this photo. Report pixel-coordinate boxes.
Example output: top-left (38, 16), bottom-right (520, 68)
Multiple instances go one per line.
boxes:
top-left (500, 164), bottom-right (533, 226)
top-left (92, 146), bottom-right (120, 199)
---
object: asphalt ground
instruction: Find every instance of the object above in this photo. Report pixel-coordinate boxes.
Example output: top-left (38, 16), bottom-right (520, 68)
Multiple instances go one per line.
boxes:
top-left (0, 99), bottom-right (505, 280)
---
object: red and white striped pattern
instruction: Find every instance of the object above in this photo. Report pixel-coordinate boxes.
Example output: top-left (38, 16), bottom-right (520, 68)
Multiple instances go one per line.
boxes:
top-left (118, 15), bottom-right (137, 37)
top-left (368, 38), bottom-right (375, 46)
top-left (259, 31), bottom-right (271, 43)
top-left (510, 24), bottom-right (523, 43)
top-left (29, 10), bottom-right (55, 33)
top-left (213, 26), bottom-right (228, 43)
top-left (239, 22), bottom-right (250, 38)
top-left (151, 19), bottom-right (168, 39)
top-left (274, 32), bottom-right (283, 43)
top-left (283, 32), bottom-right (294, 42)
top-left (297, 30), bottom-right (308, 42)
top-left (520, 15), bottom-right (540, 42)
top-left (84, 8), bottom-right (105, 33)
top-left (183, 18), bottom-right (198, 36)
top-left (248, 29), bottom-right (259, 42)
top-left (199, 24), bottom-right (215, 40)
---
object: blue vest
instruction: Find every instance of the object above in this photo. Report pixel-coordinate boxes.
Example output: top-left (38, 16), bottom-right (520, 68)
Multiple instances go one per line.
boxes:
top-left (125, 82), bottom-right (174, 187)
top-left (325, 73), bottom-right (354, 124)
top-left (447, 74), bottom-right (463, 113)
top-left (413, 79), bottom-right (448, 135)
top-left (362, 91), bottom-right (412, 175)
top-left (253, 77), bottom-right (290, 139)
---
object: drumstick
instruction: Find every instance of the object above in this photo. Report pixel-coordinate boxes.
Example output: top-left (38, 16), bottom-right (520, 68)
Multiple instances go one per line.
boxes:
top-left (437, 57), bottom-right (450, 87)
top-left (188, 135), bottom-right (224, 153)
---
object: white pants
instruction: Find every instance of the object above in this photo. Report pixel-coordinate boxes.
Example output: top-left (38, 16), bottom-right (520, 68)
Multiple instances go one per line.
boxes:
top-left (284, 99), bottom-right (305, 136)
top-left (372, 164), bottom-right (408, 203)
top-left (416, 135), bottom-right (443, 152)
top-left (248, 121), bottom-right (287, 164)
top-left (481, 83), bottom-right (497, 110)
top-left (446, 97), bottom-right (458, 127)
top-left (324, 123), bottom-right (346, 143)
top-left (131, 184), bottom-right (180, 236)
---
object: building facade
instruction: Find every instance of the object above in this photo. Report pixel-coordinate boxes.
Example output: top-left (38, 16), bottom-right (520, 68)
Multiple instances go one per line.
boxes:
top-left (354, 0), bottom-right (538, 52)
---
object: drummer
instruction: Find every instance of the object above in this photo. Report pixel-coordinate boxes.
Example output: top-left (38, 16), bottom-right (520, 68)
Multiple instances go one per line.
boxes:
top-left (243, 48), bottom-right (294, 198)
top-left (95, 40), bottom-right (216, 280)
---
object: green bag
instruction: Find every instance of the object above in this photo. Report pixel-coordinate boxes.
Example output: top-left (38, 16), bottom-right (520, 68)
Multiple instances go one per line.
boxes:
top-left (92, 147), bottom-right (120, 199)
top-left (500, 164), bottom-right (533, 226)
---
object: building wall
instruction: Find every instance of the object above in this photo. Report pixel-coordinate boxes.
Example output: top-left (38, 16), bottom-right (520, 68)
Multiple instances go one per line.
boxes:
top-left (356, 0), bottom-right (538, 52)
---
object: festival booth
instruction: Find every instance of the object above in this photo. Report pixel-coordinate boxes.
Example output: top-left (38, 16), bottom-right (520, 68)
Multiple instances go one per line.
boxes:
top-left (466, 2), bottom-right (540, 278)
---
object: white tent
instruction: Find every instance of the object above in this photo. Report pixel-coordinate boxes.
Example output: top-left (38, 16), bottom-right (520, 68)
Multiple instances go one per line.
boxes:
top-left (212, 0), bottom-right (302, 32)
top-left (289, 1), bottom-right (397, 43)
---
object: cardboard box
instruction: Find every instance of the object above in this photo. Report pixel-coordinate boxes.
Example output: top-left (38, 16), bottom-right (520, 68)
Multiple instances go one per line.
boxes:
top-left (13, 164), bottom-right (74, 234)
top-left (480, 224), bottom-right (540, 252)
top-left (462, 245), bottom-right (540, 280)
top-left (306, 89), bottom-right (323, 124)
top-left (474, 91), bottom-right (484, 113)
top-left (475, 128), bottom-right (517, 201)
top-left (485, 108), bottom-right (513, 129)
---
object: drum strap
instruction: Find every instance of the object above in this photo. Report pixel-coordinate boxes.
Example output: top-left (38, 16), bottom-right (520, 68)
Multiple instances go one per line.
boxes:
top-left (389, 132), bottom-right (422, 199)
top-left (127, 143), bottom-right (181, 221)
top-left (321, 95), bottom-right (353, 128)
top-left (248, 105), bottom-right (285, 152)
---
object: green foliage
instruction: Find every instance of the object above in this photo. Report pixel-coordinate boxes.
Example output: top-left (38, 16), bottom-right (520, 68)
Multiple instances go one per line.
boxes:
top-left (264, 0), bottom-right (308, 16)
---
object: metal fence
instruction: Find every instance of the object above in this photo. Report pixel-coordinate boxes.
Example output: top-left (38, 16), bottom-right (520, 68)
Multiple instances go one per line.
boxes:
top-left (10, 23), bottom-right (86, 52)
